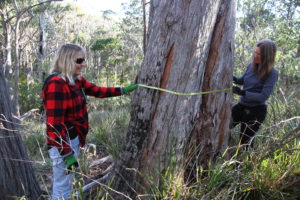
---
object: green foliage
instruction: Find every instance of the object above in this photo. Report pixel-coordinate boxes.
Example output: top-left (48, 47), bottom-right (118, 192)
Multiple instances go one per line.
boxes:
top-left (22, 119), bottom-right (47, 160)
top-left (268, 86), bottom-right (299, 123)
top-left (117, 0), bottom-right (144, 79)
top-left (88, 107), bottom-right (130, 159)
top-left (91, 38), bottom-right (122, 52)
top-left (18, 78), bottom-right (43, 114)
top-left (91, 37), bottom-right (124, 71)
top-left (235, 0), bottom-right (300, 86)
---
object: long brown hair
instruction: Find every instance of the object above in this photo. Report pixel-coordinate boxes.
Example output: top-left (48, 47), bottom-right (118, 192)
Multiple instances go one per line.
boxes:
top-left (252, 39), bottom-right (276, 80)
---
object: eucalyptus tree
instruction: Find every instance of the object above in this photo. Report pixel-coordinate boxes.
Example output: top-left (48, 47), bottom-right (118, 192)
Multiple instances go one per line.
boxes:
top-left (118, 0), bottom-right (144, 81)
top-left (111, 0), bottom-right (236, 198)
top-left (0, 0), bottom-right (63, 117)
top-left (91, 37), bottom-right (124, 85)
top-left (271, 0), bottom-right (300, 84)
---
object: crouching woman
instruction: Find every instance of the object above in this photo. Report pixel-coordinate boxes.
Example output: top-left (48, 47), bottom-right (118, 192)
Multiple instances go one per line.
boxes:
top-left (231, 39), bottom-right (278, 148)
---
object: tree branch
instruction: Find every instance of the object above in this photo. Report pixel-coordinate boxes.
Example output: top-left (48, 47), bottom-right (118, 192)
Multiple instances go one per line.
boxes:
top-left (7, 0), bottom-right (63, 22)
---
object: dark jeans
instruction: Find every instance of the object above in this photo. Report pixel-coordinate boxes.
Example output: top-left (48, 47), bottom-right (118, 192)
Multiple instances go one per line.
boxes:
top-left (231, 103), bottom-right (267, 148)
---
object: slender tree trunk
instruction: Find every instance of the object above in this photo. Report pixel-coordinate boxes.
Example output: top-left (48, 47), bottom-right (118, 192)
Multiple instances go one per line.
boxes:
top-left (0, 41), bottom-right (3, 64)
top-left (131, 48), bottom-right (136, 79)
top-left (112, 0), bottom-right (236, 198)
top-left (1, 14), bottom-right (13, 79)
top-left (12, 18), bottom-right (21, 117)
top-left (38, 11), bottom-right (47, 60)
top-left (142, 0), bottom-right (147, 55)
top-left (296, 34), bottom-right (300, 58)
top-left (115, 64), bottom-right (118, 85)
top-left (0, 65), bottom-right (42, 200)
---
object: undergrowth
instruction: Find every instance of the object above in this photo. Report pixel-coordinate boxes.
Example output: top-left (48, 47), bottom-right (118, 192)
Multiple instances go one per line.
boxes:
top-left (145, 85), bottom-right (300, 200)
top-left (20, 85), bottom-right (299, 200)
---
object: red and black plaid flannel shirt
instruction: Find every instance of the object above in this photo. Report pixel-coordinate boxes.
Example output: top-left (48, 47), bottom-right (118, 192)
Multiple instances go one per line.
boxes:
top-left (42, 75), bottom-right (122, 156)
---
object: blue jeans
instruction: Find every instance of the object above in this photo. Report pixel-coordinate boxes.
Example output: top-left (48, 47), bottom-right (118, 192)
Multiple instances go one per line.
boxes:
top-left (48, 136), bottom-right (80, 200)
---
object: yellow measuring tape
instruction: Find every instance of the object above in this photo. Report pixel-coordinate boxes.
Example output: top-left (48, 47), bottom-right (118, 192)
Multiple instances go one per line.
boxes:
top-left (138, 84), bottom-right (231, 96)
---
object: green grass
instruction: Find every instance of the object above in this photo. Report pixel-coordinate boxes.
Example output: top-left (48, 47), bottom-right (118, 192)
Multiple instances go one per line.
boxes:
top-left (88, 107), bottom-right (130, 159)
top-left (146, 137), bottom-right (299, 200)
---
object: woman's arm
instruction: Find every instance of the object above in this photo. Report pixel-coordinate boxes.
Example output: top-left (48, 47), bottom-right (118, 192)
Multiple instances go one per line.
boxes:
top-left (245, 70), bottom-right (278, 102)
top-left (79, 77), bottom-right (123, 98)
top-left (234, 64), bottom-right (251, 85)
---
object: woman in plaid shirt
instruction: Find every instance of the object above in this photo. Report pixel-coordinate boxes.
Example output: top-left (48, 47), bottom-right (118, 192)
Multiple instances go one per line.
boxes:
top-left (42, 43), bottom-right (138, 199)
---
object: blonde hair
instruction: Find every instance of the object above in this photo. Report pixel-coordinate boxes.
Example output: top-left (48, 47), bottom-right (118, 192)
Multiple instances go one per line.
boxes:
top-left (253, 39), bottom-right (276, 80)
top-left (50, 43), bottom-right (85, 85)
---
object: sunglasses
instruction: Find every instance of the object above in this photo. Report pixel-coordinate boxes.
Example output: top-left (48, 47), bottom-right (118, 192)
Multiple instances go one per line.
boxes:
top-left (75, 58), bottom-right (85, 64)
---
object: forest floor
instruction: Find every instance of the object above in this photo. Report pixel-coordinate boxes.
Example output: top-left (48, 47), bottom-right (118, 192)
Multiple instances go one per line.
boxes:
top-left (33, 146), bottom-right (112, 196)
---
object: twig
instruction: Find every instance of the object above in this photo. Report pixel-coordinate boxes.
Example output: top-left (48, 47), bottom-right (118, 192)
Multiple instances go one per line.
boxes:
top-left (282, 148), bottom-right (300, 151)
top-left (0, 157), bottom-right (45, 165)
top-left (262, 116), bottom-right (300, 130)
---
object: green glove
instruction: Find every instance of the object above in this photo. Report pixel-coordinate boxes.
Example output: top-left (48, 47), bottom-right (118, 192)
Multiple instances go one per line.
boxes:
top-left (64, 154), bottom-right (79, 174)
top-left (123, 84), bottom-right (138, 94)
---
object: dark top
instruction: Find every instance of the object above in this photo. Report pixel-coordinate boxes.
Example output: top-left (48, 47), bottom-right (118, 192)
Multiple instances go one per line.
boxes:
top-left (235, 64), bottom-right (278, 107)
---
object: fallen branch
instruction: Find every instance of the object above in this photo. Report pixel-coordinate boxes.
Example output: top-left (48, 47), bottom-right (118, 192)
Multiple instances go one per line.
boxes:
top-left (90, 155), bottom-right (113, 167)
top-left (79, 157), bottom-right (114, 195)
top-left (81, 172), bottom-right (112, 193)
top-left (19, 109), bottom-right (39, 121)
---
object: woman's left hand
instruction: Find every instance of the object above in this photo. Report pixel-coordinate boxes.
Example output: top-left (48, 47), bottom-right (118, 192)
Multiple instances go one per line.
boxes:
top-left (232, 86), bottom-right (246, 96)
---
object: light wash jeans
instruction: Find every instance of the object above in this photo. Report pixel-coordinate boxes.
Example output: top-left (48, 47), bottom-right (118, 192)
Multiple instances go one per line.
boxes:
top-left (48, 136), bottom-right (80, 200)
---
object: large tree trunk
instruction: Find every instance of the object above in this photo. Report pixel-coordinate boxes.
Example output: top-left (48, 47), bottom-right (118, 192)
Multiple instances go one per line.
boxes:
top-left (112, 0), bottom-right (236, 198)
top-left (186, 0), bottom-right (236, 177)
top-left (0, 65), bottom-right (42, 199)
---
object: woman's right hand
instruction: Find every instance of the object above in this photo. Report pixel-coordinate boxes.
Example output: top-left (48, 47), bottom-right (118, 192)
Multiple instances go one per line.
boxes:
top-left (233, 76), bottom-right (238, 84)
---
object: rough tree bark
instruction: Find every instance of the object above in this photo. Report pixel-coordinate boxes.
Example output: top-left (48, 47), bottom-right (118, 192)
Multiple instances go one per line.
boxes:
top-left (112, 0), bottom-right (236, 199)
top-left (0, 65), bottom-right (42, 199)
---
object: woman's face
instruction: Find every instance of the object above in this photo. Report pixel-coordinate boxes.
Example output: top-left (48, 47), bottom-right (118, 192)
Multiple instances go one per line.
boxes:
top-left (254, 47), bottom-right (261, 64)
top-left (74, 51), bottom-right (86, 76)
